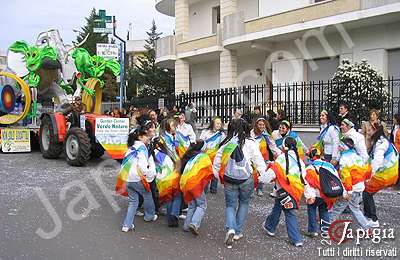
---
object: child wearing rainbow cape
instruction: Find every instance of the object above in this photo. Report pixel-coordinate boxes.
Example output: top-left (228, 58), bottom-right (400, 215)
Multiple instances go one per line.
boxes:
top-left (260, 136), bottom-right (306, 247)
top-left (200, 117), bottom-right (226, 194)
top-left (363, 122), bottom-right (399, 228)
top-left (116, 127), bottom-right (158, 232)
top-left (272, 120), bottom-right (308, 160)
top-left (250, 117), bottom-right (281, 196)
top-left (156, 118), bottom-right (183, 228)
top-left (213, 119), bottom-right (267, 248)
top-left (304, 148), bottom-right (340, 237)
top-left (330, 138), bottom-right (372, 230)
top-left (180, 141), bottom-right (214, 235)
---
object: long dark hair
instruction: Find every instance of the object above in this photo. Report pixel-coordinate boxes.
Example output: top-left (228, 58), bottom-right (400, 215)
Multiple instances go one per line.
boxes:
top-left (283, 136), bottom-right (303, 176)
top-left (371, 122), bottom-right (387, 152)
top-left (220, 119), bottom-right (250, 148)
top-left (127, 127), bottom-right (147, 147)
top-left (179, 140), bottom-right (205, 174)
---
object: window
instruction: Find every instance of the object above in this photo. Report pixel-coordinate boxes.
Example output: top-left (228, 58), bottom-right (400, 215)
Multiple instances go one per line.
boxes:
top-left (212, 6), bottom-right (221, 34)
top-left (388, 49), bottom-right (400, 79)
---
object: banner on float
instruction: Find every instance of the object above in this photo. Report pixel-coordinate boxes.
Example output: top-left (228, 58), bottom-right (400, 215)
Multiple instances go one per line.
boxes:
top-left (95, 118), bottom-right (129, 159)
top-left (1, 128), bottom-right (31, 153)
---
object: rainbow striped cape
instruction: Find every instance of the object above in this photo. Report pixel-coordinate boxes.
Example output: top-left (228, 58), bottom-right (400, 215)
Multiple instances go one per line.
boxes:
top-left (269, 153), bottom-right (305, 208)
top-left (176, 131), bottom-right (191, 159)
top-left (204, 131), bottom-right (225, 162)
top-left (276, 131), bottom-right (305, 160)
top-left (180, 153), bottom-right (213, 203)
top-left (255, 132), bottom-right (272, 161)
top-left (115, 145), bottom-right (150, 197)
top-left (339, 149), bottom-right (371, 192)
top-left (161, 133), bottom-right (179, 162)
top-left (365, 143), bottom-right (399, 193)
top-left (290, 131), bottom-right (305, 161)
top-left (218, 138), bottom-right (238, 184)
top-left (305, 160), bottom-right (338, 209)
top-left (154, 149), bottom-right (181, 204)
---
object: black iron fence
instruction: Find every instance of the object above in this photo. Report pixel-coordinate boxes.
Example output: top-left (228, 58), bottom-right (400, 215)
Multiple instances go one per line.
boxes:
top-left (174, 78), bottom-right (400, 126)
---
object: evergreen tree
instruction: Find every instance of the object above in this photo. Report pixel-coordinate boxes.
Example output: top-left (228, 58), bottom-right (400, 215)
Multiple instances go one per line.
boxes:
top-left (127, 20), bottom-right (175, 98)
top-left (76, 8), bottom-right (109, 55)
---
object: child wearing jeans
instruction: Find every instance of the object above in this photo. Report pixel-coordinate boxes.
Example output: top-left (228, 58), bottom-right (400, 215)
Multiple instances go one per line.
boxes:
top-left (180, 141), bottom-right (213, 235)
top-left (304, 149), bottom-right (339, 237)
top-left (330, 138), bottom-right (372, 230)
top-left (260, 136), bottom-right (306, 247)
top-left (118, 127), bottom-right (158, 232)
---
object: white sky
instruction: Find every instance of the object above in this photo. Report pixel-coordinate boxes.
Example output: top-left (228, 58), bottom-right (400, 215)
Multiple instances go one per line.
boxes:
top-left (0, 0), bottom-right (175, 50)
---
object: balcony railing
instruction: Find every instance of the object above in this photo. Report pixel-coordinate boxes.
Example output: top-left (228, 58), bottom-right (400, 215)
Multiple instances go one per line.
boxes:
top-left (177, 24), bottom-right (222, 54)
top-left (155, 35), bottom-right (176, 64)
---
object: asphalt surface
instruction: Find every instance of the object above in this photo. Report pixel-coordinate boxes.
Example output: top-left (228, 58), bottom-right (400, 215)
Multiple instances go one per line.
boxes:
top-left (1, 151), bottom-right (399, 260)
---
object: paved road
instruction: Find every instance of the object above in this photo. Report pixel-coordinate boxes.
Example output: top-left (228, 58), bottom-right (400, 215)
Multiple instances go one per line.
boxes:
top-left (1, 152), bottom-right (399, 260)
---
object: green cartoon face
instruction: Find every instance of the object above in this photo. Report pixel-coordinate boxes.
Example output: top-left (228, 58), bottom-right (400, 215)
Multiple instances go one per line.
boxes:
top-left (9, 41), bottom-right (57, 73)
top-left (72, 48), bottom-right (120, 87)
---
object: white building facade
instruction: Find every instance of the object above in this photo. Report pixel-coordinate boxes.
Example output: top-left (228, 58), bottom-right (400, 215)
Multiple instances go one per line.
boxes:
top-left (155, 0), bottom-right (400, 94)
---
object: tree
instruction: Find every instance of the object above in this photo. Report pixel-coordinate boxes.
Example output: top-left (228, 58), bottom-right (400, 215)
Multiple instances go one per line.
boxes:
top-left (75, 8), bottom-right (119, 101)
top-left (75, 8), bottom-right (109, 56)
top-left (327, 59), bottom-right (390, 123)
top-left (127, 20), bottom-right (175, 98)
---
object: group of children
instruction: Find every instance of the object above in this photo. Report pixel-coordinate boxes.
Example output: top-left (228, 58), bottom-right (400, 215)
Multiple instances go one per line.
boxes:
top-left (116, 110), bottom-right (399, 248)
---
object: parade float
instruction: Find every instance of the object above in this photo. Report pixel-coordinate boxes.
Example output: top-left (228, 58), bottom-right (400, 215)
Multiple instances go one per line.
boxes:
top-left (0, 29), bottom-right (128, 166)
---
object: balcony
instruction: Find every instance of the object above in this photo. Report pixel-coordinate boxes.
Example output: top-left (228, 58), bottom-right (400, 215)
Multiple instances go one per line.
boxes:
top-left (155, 35), bottom-right (176, 69)
top-left (155, 0), bottom-right (175, 17)
top-left (224, 0), bottom-right (400, 45)
top-left (176, 24), bottom-right (222, 59)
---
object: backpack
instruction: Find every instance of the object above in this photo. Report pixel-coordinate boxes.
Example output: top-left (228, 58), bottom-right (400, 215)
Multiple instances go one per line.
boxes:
top-left (224, 145), bottom-right (252, 185)
top-left (315, 166), bottom-right (343, 198)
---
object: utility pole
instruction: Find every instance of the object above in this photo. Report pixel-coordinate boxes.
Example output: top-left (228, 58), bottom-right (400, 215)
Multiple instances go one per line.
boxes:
top-left (113, 16), bottom-right (126, 110)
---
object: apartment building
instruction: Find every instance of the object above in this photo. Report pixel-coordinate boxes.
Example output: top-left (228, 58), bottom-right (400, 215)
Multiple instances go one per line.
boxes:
top-left (155, 0), bottom-right (400, 94)
top-left (126, 39), bottom-right (147, 68)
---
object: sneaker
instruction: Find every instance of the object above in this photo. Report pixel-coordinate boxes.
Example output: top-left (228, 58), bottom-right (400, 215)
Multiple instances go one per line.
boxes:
top-left (179, 214), bottom-right (187, 220)
top-left (294, 242), bottom-right (303, 247)
top-left (135, 211), bottom-right (144, 217)
top-left (262, 221), bottom-right (275, 237)
top-left (182, 208), bottom-right (189, 213)
top-left (256, 190), bottom-right (263, 197)
top-left (121, 224), bottom-right (134, 232)
top-left (144, 214), bottom-right (158, 222)
top-left (225, 229), bottom-right (235, 247)
top-left (369, 220), bottom-right (380, 228)
top-left (233, 233), bottom-right (244, 241)
top-left (306, 232), bottom-right (318, 238)
top-left (188, 224), bottom-right (199, 236)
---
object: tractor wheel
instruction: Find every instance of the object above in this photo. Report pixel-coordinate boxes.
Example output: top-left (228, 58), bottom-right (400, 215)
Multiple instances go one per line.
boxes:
top-left (64, 127), bottom-right (91, 166)
top-left (91, 142), bottom-right (105, 159)
top-left (40, 115), bottom-right (63, 159)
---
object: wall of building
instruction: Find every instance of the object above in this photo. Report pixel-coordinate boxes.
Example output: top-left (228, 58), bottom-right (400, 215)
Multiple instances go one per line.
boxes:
top-left (238, 0), bottom-right (259, 20)
top-left (191, 60), bottom-right (220, 92)
top-left (261, 21), bottom-right (400, 83)
top-left (259, 0), bottom-right (310, 18)
top-left (188, 0), bottom-right (219, 39)
top-left (237, 52), bottom-right (267, 86)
